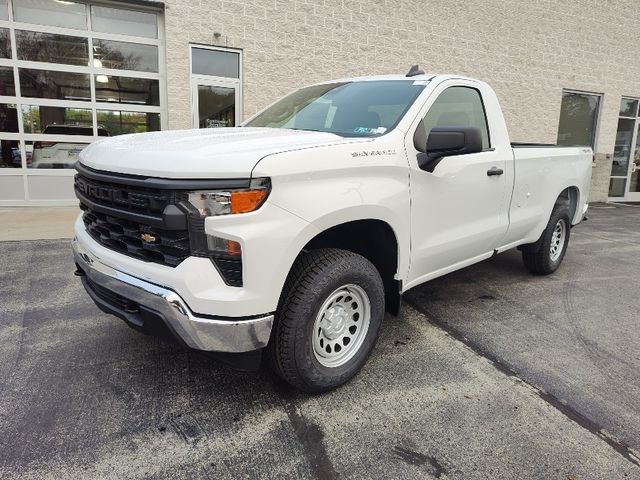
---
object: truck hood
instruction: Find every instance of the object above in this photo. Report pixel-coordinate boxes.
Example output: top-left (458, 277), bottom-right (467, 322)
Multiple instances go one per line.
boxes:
top-left (79, 127), bottom-right (372, 178)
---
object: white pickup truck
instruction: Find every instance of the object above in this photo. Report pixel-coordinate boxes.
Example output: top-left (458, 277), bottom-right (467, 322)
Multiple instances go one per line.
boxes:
top-left (72, 68), bottom-right (592, 392)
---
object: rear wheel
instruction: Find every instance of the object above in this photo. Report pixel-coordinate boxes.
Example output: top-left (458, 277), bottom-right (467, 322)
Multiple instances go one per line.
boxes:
top-left (268, 248), bottom-right (384, 393)
top-left (521, 203), bottom-right (571, 275)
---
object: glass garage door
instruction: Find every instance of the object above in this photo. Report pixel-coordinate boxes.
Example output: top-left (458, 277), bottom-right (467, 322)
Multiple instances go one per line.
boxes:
top-left (0, 0), bottom-right (165, 205)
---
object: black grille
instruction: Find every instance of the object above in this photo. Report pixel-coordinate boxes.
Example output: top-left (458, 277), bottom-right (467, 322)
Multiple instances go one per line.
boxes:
top-left (74, 164), bottom-right (248, 286)
top-left (75, 169), bottom-right (191, 267)
top-left (82, 207), bottom-right (190, 267)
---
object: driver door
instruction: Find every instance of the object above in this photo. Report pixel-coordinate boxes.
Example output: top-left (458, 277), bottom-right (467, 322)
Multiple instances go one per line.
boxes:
top-left (405, 82), bottom-right (511, 287)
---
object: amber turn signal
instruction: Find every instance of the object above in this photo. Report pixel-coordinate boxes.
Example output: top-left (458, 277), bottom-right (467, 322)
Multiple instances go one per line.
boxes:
top-left (186, 178), bottom-right (271, 217)
top-left (230, 189), bottom-right (268, 214)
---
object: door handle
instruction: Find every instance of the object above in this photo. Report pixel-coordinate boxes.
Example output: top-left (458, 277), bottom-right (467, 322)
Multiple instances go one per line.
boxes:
top-left (487, 167), bottom-right (504, 176)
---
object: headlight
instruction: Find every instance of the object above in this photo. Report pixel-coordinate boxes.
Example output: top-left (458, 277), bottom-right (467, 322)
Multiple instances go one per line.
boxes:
top-left (182, 178), bottom-right (270, 288)
top-left (186, 177), bottom-right (270, 217)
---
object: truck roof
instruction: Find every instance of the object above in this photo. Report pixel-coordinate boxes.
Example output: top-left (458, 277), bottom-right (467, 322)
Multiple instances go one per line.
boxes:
top-left (312, 73), bottom-right (479, 86)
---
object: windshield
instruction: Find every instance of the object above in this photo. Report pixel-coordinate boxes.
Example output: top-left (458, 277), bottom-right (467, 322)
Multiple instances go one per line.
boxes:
top-left (245, 80), bottom-right (427, 137)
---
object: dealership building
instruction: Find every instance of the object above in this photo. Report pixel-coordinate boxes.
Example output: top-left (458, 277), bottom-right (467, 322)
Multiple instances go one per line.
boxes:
top-left (0, 0), bottom-right (639, 205)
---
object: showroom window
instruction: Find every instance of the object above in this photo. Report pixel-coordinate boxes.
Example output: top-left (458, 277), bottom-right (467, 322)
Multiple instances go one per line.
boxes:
top-left (0, 0), bottom-right (165, 204)
top-left (556, 90), bottom-right (601, 148)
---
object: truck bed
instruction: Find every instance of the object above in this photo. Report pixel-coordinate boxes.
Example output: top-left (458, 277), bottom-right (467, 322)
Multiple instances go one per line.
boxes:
top-left (505, 144), bottom-right (592, 246)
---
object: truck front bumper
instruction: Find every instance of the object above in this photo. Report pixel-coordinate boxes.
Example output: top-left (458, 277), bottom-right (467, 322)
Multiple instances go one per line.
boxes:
top-left (72, 237), bottom-right (274, 353)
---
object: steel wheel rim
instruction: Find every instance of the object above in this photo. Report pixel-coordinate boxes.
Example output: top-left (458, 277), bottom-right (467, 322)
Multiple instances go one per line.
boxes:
top-left (550, 218), bottom-right (566, 262)
top-left (312, 284), bottom-right (371, 368)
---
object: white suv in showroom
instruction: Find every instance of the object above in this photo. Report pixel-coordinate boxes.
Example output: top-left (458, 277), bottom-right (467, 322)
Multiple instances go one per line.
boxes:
top-left (32, 125), bottom-right (109, 169)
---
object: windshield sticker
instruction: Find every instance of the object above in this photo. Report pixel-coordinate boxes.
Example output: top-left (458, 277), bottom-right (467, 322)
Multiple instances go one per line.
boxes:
top-left (412, 80), bottom-right (429, 85)
top-left (353, 126), bottom-right (387, 135)
top-left (351, 149), bottom-right (397, 158)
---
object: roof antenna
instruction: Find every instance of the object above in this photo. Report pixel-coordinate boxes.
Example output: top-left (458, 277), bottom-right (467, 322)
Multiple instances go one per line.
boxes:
top-left (406, 65), bottom-right (425, 77)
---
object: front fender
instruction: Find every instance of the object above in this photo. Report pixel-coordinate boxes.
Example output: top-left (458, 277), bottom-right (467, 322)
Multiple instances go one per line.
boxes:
top-left (249, 134), bottom-right (411, 304)
top-left (266, 170), bottom-right (411, 282)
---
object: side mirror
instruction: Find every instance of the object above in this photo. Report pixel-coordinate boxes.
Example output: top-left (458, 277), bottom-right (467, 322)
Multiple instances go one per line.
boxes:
top-left (414, 124), bottom-right (483, 172)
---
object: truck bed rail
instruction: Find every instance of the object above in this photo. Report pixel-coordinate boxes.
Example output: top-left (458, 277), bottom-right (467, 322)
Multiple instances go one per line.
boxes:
top-left (511, 143), bottom-right (585, 148)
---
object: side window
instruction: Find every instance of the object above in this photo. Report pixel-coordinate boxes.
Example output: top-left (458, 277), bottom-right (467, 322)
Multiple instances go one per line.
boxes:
top-left (421, 86), bottom-right (491, 150)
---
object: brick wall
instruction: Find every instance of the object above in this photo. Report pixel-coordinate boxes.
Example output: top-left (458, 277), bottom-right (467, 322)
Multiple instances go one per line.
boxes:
top-left (162, 0), bottom-right (640, 202)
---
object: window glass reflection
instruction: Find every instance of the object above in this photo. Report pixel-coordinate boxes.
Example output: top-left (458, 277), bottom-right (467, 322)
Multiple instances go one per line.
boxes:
top-left (13, 0), bottom-right (87, 30)
top-left (557, 92), bottom-right (600, 148)
top-left (197, 85), bottom-right (235, 128)
top-left (192, 48), bottom-right (240, 78)
top-left (91, 5), bottom-right (157, 39)
top-left (630, 124), bottom-right (640, 194)
top-left (0, 0), bottom-right (8, 21)
top-left (612, 118), bottom-right (635, 176)
top-left (95, 75), bottom-right (159, 106)
top-left (97, 110), bottom-right (159, 135)
top-left (22, 105), bottom-right (92, 134)
top-left (0, 66), bottom-right (16, 96)
top-left (16, 30), bottom-right (89, 66)
top-left (19, 69), bottom-right (91, 101)
top-left (421, 86), bottom-right (490, 149)
top-left (0, 139), bottom-right (21, 168)
top-left (93, 39), bottom-right (158, 73)
top-left (608, 177), bottom-right (627, 197)
top-left (0, 103), bottom-right (19, 132)
top-left (27, 139), bottom-right (89, 169)
top-left (0, 28), bottom-right (11, 59)
top-left (620, 98), bottom-right (639, 118)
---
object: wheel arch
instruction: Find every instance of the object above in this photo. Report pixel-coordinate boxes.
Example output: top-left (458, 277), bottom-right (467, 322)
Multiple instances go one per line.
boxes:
top-left (286, 217), bottom-right (403, 316)
top-left (555, 185), bottom-right (581, 224)
top-left (517, 184), bottom-right (582, 249)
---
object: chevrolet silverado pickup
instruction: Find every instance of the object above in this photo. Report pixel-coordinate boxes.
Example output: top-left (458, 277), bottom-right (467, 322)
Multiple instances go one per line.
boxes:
top-left (72, 68), bottom-right (592, 392)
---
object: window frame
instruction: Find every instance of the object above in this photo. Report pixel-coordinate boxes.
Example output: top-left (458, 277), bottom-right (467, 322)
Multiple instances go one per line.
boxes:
top-left (608, 95), bottom-right (640, 199)
top-left (0, 0), bottom-right (166, 197)
top-left (189, 44), bottom-right (243, 128)
top-left (556, 88), bottom-right (602, 151)
top-left (420, 85), bottom-right (492, 151)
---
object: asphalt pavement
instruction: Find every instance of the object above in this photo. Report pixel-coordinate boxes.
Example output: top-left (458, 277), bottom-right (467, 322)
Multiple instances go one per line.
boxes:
top-left (1, 204), bottom-right (639, 479)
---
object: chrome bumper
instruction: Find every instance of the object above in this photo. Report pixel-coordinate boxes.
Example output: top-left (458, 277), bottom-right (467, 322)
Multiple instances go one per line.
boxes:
top-left (72, 237), bottom-right (273, 353)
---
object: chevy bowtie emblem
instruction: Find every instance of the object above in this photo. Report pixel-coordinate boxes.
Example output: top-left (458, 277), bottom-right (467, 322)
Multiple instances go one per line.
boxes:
top-left (141, 233), bottom-right (157, 243)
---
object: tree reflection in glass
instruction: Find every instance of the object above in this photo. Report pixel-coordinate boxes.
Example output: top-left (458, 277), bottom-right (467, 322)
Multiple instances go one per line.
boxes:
top-left (93, 39), bottom-right (158, 73)
top-left (16, 30), bottom-right (88, 66)
top-left (19, 69), bottom-right (91, 101)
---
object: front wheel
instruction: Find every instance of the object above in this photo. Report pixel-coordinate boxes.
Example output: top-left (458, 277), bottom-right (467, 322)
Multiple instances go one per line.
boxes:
top-left (268, 248), bottom-right (384, 393)
top-left (521, 203), bottom-right (572, 275)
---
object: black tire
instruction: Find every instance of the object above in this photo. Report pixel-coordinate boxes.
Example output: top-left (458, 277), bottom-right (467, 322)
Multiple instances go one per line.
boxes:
top-left (268, 248), bottom-right (384, 393)
top-left (521, 203), bottom-right (572, 275)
